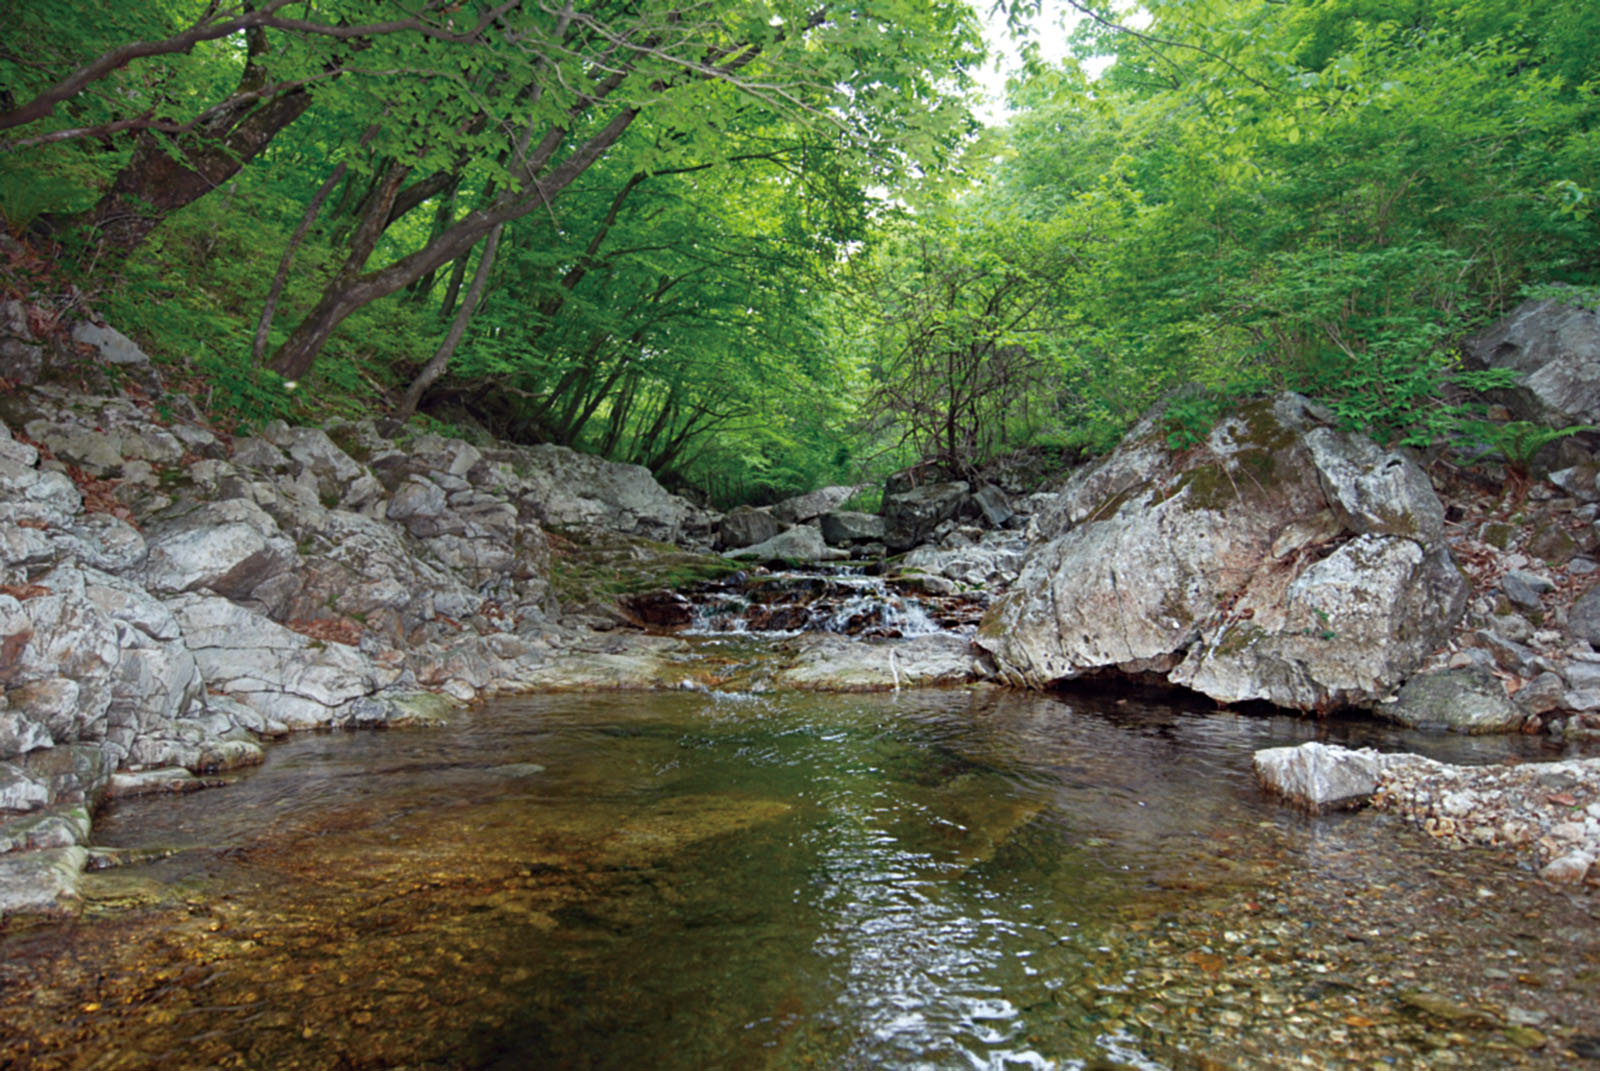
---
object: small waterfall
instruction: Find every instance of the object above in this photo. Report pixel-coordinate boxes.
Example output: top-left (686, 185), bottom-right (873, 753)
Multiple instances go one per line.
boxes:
top-left (681, 568), bottom-right (973, 637)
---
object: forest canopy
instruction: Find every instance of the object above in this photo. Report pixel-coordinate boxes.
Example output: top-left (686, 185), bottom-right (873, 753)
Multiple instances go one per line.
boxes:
top-left (2, 0), bottom-right (1596, 504)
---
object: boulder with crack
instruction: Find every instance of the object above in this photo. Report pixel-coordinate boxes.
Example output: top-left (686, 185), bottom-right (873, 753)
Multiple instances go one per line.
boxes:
top-left (976, 394), bottom-right (1468, 712)
top-left (167, 594), bottom-right (396, 729)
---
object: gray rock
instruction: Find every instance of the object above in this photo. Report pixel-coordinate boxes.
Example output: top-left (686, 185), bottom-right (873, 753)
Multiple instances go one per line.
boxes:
top-left (1509, 569), bottom-right (1557, 594)
top-left (271, 425), bottom-right (365, 502)
top-left (770, 485), bottom-right (860, 525)
top-left (1303, 426), bottom-right (1444, 542)
top-left (1563, 659), bottom-right (1600, 691)
top-left (0, 458), bottom-right (80, 528)
top-left (404, 433), bottom-right (483, 480)
top-left (1569, 582), bottom-right (1600, 647)
top-left (230, 436), bottom-right (290, 471)
top-left (1465, 297), bottom-right (1600, 426)
top-left (1549, 465), bottom-right (1600, 502)
top-left (1253, 741), bottom-right (1401, 812)
top-left (167, 594), bottom-right (388, 729)
top-left (24, 422), bottom-right (123, 476)
top-left (722, 525), bottom-right (850, 563)
top-left (883, 481), bottom-right (970, 552)
top-left (58, 513), bottom-right (147, 574)
top-left (0, 574), bottom-right (123, 750)
top-left (716, 506), bottom-right (785, 550)
top-left (0, 805), bottom-right (91, 853)
top-left (977, 394), bottom-right (1466, 711)
top-left (0, 845), bottom-right (87, 920)
top-left (901, 535), bottom-right (1025, 589)
top-left (386, 476), bottom-right (448, 528)
top-left (143, 499), bottom-right (297, 599)
top-left (0, 301), bottom-right (44, 385)
top-left (509, 443), bottom-right (704, 544)
top-left (70, 321), bottom-right (149, 366)
top-left (1501, 572), bottom-right (1546, 611)
top-left (971, 484), bottom-right (1015, 528)
top-left (773, 633), bottom-right (978, 690)
top-left (819, 510), bottom-right (886, 545)
top-left (1379, 666), bottom-right (1523, 734)
top-left (1515, 672), bottom-right (1567, 716)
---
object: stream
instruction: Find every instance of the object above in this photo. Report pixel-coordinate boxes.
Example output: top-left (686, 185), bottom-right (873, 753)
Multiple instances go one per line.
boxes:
top-left (1, 688), bottom-right (1598, 1070)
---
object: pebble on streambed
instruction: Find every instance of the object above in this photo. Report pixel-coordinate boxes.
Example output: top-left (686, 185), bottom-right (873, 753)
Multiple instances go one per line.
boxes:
top-left (1255, 741), bottom-right (1600, 885)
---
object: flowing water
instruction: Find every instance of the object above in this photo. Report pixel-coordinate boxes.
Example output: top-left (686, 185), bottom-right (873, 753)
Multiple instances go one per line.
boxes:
top-left (2, 688), bottom-right (1598, 1071)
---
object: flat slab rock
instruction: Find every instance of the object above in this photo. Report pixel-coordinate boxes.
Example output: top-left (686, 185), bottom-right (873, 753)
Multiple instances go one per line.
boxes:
top-left (1253, 741), bottom-right (1412, 812)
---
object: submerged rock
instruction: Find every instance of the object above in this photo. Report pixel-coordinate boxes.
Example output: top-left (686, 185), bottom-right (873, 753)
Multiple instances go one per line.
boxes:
top-left (773, 633), bottom-right (980, 691)
top-left (976, 394), bottom-right (1467, 712)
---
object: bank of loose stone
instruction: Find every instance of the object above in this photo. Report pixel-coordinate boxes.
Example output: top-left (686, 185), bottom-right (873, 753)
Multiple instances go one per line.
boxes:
top-left (1256, 740), bottom-right (1600, 884)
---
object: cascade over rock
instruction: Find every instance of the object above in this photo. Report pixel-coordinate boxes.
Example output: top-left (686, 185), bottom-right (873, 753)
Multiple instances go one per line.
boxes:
top-left (975, 394), bottom-right (1467, 711)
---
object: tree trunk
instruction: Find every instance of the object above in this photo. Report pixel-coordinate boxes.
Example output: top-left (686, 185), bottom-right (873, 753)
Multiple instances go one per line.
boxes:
top-left (268, 99), bottom-right (638, 380)
top-left (41, 27), bottom-right (315, 261)
top-left (398, 221), bottom-right (504, 417)
top-left (269, 161), bottom-right (411, 381)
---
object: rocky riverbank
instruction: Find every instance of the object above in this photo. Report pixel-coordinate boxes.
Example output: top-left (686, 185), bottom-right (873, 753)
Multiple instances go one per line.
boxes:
top-left (5, 294), bottom-right (1600, 917)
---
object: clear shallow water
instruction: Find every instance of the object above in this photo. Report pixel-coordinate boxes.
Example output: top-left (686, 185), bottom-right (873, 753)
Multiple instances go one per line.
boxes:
top-left (1, 688), bottom-right (1596, 1071)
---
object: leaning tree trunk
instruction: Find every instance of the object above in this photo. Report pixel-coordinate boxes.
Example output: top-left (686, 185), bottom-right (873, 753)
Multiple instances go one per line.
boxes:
top-left (397, 221), bottom-right (504, 418)
top-left (39, 27), bottom-right (315, 263)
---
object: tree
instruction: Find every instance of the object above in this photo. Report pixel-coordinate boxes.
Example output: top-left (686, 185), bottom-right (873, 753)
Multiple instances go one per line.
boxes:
top-left (841, 204), bottom-right (1078, 475)
top-left (259, 0), bottom-right (983, 383)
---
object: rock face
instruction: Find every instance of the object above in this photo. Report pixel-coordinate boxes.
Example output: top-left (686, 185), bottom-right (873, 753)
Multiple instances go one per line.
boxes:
top-left (976, 394), bottom-right (1467, 711)
top-left (1465, 297), bottom-right (1600, 426)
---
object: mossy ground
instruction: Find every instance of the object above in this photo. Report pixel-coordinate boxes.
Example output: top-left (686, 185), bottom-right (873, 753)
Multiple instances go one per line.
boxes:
top-left (545, 527), bottom-right (743, 608)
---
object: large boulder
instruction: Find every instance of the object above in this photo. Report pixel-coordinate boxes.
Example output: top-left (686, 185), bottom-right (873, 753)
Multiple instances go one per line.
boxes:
top-left (1376, 666), bottom-right (1523, 734)
top-left (1464, 297), bottom-right (1600, 426)
top-left (819, 510), bottom-right (885, 546)
top-left (142, 498), bottom-right (297, 600)
top-left (722, 524), bottom-right (850, 563)
top-left (770, 485), bottom-right (860, 525)
top-left (976, 394), bottom-right (1467, 712)
top-left (718, 506), bottom-right (785, 550)
top-left (883, 480), bottom-right (970, 551)
top-left (1253, 741), bottom-right (1405, 812)
top-left (166, 594), bottom-right (393, 729)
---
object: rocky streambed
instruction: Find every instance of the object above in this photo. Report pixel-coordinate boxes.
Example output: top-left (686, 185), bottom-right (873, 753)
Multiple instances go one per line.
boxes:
top-left (3, 690), bottom-right (1598, 1071)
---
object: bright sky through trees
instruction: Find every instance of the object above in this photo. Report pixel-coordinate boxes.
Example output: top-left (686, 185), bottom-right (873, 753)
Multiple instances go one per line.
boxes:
top-left (975, 1), bottom-right (1082, 122)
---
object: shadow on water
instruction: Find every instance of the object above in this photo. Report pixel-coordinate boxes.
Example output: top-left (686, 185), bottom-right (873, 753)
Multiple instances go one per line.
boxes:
top-left (1, 688), bottom-right (1596, 1070)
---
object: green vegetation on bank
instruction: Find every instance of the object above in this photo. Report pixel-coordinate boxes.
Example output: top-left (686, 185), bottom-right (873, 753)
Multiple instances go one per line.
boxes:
top-left (2, 0), bottom-right (1596, 504)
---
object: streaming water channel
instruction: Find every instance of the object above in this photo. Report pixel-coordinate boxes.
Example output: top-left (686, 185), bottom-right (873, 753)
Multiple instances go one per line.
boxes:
top-left (2, 686), bottom-right (1598, 1070)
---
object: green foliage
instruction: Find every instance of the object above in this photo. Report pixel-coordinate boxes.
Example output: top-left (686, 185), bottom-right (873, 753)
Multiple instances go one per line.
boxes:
top-left (987, 0), bottom-right (1600, 451)
top-left (1459, 420), bottom-right (1595, 471)
top-left (1161, 390), bottom-right (1233, 452)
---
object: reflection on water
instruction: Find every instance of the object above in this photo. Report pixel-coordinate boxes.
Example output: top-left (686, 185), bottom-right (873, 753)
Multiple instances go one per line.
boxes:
top-left (0, 689), bottom-right (1595, 1071)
